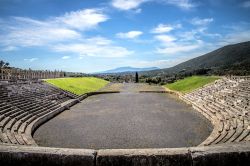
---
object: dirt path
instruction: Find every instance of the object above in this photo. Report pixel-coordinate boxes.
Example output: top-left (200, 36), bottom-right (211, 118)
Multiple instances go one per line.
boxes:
top-left (34, 83), bottom-right (212, 149)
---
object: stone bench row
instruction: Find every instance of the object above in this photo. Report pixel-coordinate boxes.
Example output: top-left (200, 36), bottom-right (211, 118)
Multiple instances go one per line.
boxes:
top-left (0, 101), bottom-right (61, 144)
top-left (182, 77), bottom-right (249, 146)
top-left (0, 82), bottom-right (75, 145)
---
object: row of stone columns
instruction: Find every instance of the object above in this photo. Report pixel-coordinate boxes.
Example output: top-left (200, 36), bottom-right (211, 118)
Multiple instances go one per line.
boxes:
top-left (0, 68), bottom-right (64, 80)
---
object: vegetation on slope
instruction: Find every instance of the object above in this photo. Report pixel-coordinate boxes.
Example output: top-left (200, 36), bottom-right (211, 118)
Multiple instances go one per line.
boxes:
top-left (164, 76), bottom-right (220, 93)
top-left (45, 77), bottom-right (109, 95)
top-left (140, 41), bottom-right (250, 76)
top-left (100, 41), bottom-right (250, 84)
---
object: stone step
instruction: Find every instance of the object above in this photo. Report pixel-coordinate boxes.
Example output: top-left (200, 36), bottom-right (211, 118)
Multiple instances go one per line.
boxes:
top-left (0, 114), bottom-right (5, 122)
top-left (6, 129), bottom-right (18, 144)
top-left (0, 117), bottom-right (11, 128)
top-left (0, 131), bottom-right (10, 143)
top-left (221, 127), bottom-right (236, 143)
top-left (10, 109), bottom-right (27, 119)
top-left (236, 129), bottom-right (250, 142)
top-left (21, 133), bottom-right (36, 145)
top-left (0, 107), bottom-right (12, 114)
top-left (4, 118), bottom-right (16, 132)
top-left (228, 122), bottom-right (244, 142)
top-left (13, 132), bottom-right (25, 145)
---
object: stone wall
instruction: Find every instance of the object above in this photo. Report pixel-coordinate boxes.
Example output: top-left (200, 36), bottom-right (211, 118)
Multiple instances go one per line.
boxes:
top-left (0, 142), bottom-right (249, 166)
top-left (0, 145), bottom-right (95, 166)
top-left (0, 68), bottom-right (64, 80)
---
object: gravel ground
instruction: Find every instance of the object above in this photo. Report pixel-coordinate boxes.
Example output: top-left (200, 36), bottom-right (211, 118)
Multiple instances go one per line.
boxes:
top-left (34, 83), bottom-right (212, 149)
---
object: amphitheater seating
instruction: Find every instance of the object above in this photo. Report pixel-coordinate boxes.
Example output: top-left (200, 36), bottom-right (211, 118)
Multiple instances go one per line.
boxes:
top-left (0, 81), bottom-right (75, 145)
top-left (1, 77), bottom-right (249, 147)
top-left (182, 76), bottom-right (250, 146)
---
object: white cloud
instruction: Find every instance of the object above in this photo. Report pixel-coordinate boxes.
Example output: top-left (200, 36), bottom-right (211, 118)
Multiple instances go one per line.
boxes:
top-left (111, 0), bottom-right (147, 10)
top-left (128, 57), bottom-right (194, 68)
top-left (164, 0), bottom-right (197, 9)
top-left (190, 17), bottom-right (214, 26)
top-left (154, 30), bottom-right (204, 55)
top-left (151, 23), bottom-right (181, 33)
top-left (2, 46), bottom-right (18, 51)
top-left (52, 37), bottom-right (134, 58)
top-left (155, 34), bottom-right (176, 43)
top-left (135, 60), bottom-right (171, 68)
top-left (24, 58), bottom-right (38, 62)
top-left (53, 44), bottom-right (133, 58)
top-left (0, 8), bottom-right (108, 47)
top-left (218, 30), bottom-right (250, 45)
top-left (86, 36), bottom-right (112, 45)
top-left (156, 43), bottom-right (200, 54)
top-left (62, 56), bottom-right (71, 59)
top-left (135, 8), bottom-right (142, 13)
top-left (0, 10), bottom-right (134, 60)
top-left (241, 1), bottom-right (250, 8)
top-left (116, 31), bottom-right (143, 39)
top-left (111, 0), bottom-right (197, 11)
top-left (1, 21), bottom-right (80, 47)
top-left (55, 9), bottom-right (108, 30)
top-left (218, 22), bottom-right (250, 45)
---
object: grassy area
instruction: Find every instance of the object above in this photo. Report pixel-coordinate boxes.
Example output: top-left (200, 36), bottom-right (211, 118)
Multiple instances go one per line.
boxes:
top-left (45, 77), bottom-right (109, 95)
top-left (164, 76), bottom-right (220, 93)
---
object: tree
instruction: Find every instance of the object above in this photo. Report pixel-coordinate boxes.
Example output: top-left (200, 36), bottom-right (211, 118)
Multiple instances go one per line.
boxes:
top-left (135, 72), bottom-right (139, 83)
top-left (0, 60), bottom-right (4, 68)
top-left (0, 60), bottom-right (9, 68)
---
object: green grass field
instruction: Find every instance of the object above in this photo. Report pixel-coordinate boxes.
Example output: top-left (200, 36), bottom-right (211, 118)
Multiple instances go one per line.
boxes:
top-left (45, 77), bottom-right (109, 95)
top-left (164, 76), bottom-right (220, 93)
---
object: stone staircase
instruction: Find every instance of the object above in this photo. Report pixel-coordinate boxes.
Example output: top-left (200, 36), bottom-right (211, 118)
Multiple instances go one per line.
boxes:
top-left (0, 81), bottom-right (77, 145)
top-left (182, 76), bottom-right (250, 146)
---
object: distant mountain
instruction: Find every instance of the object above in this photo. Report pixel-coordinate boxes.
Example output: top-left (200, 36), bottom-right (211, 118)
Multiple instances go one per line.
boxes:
top-left (141, 41), bottom-right (250, 76)
top-left (96, 66), bottom-right (160, 74)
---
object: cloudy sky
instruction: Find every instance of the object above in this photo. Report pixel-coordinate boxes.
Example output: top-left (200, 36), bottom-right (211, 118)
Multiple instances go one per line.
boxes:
top-left (0, 0), bottom-right (250, 73)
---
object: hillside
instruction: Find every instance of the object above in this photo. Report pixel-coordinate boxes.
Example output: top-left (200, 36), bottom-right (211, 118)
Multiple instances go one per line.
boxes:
top-left (96, 66), bottom-right (159, 74)
top-left (45, 77), bottom-right (109, 95)
top-left (142, 41), bottom-right (250, 76)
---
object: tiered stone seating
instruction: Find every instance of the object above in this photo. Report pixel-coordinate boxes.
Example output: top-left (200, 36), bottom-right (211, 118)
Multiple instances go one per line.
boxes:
top-left (0, 81), bottom-right (75, 145)
top-left (182, 76), bottom-right (250, 146)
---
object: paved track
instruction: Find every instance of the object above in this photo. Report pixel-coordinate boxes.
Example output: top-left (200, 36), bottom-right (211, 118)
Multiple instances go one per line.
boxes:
top-left (34, 84), bottom-right (212, 149)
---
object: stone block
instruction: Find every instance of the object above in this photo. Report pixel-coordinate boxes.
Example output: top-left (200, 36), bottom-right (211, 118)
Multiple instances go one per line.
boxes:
top-left (96, 148), bottom-right (192, 166)
top-left (0, 145), bottom-right (96, 166)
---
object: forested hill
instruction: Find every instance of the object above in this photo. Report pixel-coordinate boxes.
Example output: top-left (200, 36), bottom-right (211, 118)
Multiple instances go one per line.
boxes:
top-left (142, 41), bottom-right (250, 76)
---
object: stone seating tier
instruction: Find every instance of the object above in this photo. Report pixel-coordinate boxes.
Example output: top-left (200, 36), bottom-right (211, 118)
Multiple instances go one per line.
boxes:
top-left (0, 81), bottom-right (74, 145)
top-left (183, 77), bottom-right (249, 146)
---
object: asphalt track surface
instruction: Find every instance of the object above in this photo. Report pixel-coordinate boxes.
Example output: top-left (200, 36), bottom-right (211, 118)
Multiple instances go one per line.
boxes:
top-left (34, 83), bottom-right (212, 149)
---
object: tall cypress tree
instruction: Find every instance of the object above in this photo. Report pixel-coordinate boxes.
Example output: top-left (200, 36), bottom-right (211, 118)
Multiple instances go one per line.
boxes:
top-left (135, 72), bottom-right (139, 83)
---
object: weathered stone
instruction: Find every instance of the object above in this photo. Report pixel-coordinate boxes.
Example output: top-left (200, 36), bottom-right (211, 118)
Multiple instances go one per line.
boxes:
top-left (0, 145), bottom-right (96, 166)
top-left (190, 142), bottom-right (250, 166)
top-left (96, 148), bottom-right (192, 166)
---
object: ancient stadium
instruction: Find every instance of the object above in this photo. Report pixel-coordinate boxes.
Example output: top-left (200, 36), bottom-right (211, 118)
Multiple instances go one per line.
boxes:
top-left (1, 0), bottom-right (250, 165)
top-left (0, 65), bottom-right (249, 166)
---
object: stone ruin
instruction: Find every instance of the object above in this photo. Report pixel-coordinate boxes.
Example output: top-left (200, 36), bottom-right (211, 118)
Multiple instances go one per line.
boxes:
top-left (0, 76), bottom-right (249, 165)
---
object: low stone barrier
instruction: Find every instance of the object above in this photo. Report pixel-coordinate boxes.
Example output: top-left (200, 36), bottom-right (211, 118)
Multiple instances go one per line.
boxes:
top-left (87, 91), bottom-right (120, 96)
top-left (78, 91), bottom-right (120, 100)
top-left (0, 142), bottom-right (249, 166)
top-left (96, 148), bottom-right (191, 166)
top-left (97, 143), bottom-right (250, 166)
top-left (25, 99), bottom-right (80, 145)
top-left (139, 91), bottom-right (170, 93)
top-left (0, 144), bottom-right (95, 166)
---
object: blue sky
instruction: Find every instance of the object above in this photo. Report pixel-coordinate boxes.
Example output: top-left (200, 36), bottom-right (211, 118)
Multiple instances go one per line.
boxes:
top-left (0, 0), bottom-right (250, 73)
